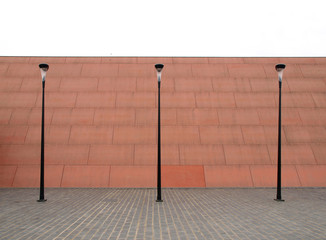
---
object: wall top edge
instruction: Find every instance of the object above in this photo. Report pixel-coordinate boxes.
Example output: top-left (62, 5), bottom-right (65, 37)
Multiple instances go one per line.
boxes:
top-left (1, 56), bottom-right (326, 58)
top-left (1, 56), bottom-right (325, 65)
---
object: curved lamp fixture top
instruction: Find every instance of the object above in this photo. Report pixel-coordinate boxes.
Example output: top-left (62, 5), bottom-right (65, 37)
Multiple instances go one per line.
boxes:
top-left (155, 64), bottom-right (164, 72)
top-left (275, 64), bottom-right (286, 82)
top-left (39, 63), bottom-right (49, 71)
top-left (39, 63), bottom-right (49, 81)
top-left (275, 64), bottom-right (286, 72)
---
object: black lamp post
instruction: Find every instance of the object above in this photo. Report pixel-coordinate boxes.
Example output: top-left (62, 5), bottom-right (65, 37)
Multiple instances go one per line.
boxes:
top-left (274, 63), bottom-right (286, 202)
top-left (155, 64), bottom-right (164, 202)
top-left (38, 63), bottom-right (49, 202)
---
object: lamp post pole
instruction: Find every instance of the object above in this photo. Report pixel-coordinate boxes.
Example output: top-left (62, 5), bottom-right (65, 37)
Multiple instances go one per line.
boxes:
top-left (155, 64), bottom-right (164, 203)
top-left (38, 63), bottom-right (49, 202)
top-left (275, 64), bottom-right (286, 202)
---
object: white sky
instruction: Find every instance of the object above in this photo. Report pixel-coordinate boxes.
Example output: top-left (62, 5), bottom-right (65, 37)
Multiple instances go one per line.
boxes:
top-left (1, 0), bottom-right (325, 57)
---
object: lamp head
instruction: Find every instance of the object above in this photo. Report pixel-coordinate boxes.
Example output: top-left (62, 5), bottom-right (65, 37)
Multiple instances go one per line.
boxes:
top-left (155, 64), bottom-right (164, 82)
top-left (275, 64), bottom-right (286, 72)
top-left (275, 64), bottom-right (286, 82)
top-left (155, 64), bottom-right (164, 73)
top-left (39, 63), bottom-right (49, 81)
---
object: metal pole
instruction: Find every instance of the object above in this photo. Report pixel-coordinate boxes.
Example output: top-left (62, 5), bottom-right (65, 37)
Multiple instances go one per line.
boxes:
top-left (156, 80), bottom-right (163, 202)
top-left (38, 79), bottom-right (46, 202)
top-left (275, 80), bottom-right (284, 202)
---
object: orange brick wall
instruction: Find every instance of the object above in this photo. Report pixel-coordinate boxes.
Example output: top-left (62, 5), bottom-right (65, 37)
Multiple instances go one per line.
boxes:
top-left (0, 57), bottom-right (325, 188)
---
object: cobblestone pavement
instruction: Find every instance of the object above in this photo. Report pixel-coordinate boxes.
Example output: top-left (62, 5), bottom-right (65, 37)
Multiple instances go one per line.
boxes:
top-left (0, 188), bottom-right (325, 240)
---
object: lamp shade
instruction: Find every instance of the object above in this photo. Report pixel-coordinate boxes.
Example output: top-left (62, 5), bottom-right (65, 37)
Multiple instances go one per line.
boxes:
top-left (275, 64), bottom-right (286, 82)
top-left (275, 64), bottom-right (286, 72)
top-left (155, 64), bottom-right (164, 73)
top-left (155, 64), bottom-right (164, 82)
top-left (39, 63), bottom-right (49, 81)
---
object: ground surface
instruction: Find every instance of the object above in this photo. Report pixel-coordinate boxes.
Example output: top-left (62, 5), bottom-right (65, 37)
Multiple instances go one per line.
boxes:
top-left (0, 188), bottom-right (325, 240)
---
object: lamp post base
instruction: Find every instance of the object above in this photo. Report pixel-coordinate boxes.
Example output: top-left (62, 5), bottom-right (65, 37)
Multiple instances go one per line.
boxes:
top-left (274, 198), bottom-right (284, 202)
top-left (37, 199), bottom-right (47, 202)
top-left (156, 199), bottom-right (163, 203)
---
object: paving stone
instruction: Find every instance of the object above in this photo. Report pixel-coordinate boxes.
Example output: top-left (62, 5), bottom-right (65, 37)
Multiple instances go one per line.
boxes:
top-left (0, 188), bottom-right (325, 239)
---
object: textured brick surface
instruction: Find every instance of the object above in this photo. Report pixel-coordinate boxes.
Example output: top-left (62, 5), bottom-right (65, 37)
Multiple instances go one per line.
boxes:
top-left (6, 64), bottom-right (40, 77)
top-left (235, 93), bottom-right (275, 107)
top-left (61, 165), bottom-right (110, 187)
top-left (45, 145), bottom-right (89, 165)
top-left (0, 109), bottom-right (12, 124)
top-left (311, 144), bottom-right (326, 164)
top-left (81, 64), bottom-right (118, 77)
top-left (300, 65), bottom-right (326, 78)
top-left (268, 144), bottom-right (317, 165)
top-left (134, 144), bottom-right (179, 165)
top-left (250, 165), bottom-right (301, 187)
top-left (1, 188), bottom-right (326, 239)
top-left (13, 165), bottom-right (64, 187)
top-left (52, 108), bottom-right (94, 125)
top-left (109, 166), bottom-right (156, 187)
top-left (76, 92), bottom-right (115, 108)
top-left (8, 108), bottom-right (33, 125)
top-left (116, 92), bottom-right (155, 108)
top-left (162, 126), bottom-right (200, 144)
top-left (287, 79), bottom-right (326, 92)
top-left (47, 64), bottom-right (83, 77)
top-left (0, 77), bottom-right (22, 91)
top-left (192, 109), bottom-right (219, 125)
top-left (118, 64), bottom-right (153, 77)
top-left (224, 145), bottom-right (271, 165)
top-left (98, 77), bottom-right (136, 92)
top-left (212, 78), bottom-right (251, 92)
top-left (204, 165), bottom-right (253, 187)
top-left (0, 93), bottom-right (37, 108)
top-left (0, 64), bottom-right (9, 75)
top-left (179, 145), bottom-right (225, 165)
top-left (36, 92), bottom-right (77, 108)
top-left (280, 93), bottom-right (316, 108)
top-left (250, 78), bottom-right (290, 92)
top-left (296, 165), bottom-right (326, 187)
top-left (175, 78), bottom-right (213, 92)
top-left (69, 126), bottom-right (113, 144)
top-left (20, 77), bottom-right (61, 93)
top-left (0, 126), bottom-right (28, 144)
top-left (0, 144), bottom-right (39, 165)
top-left (312, 93), bottom-right (326, 107)
top-left (27, 108), bottom-right (55, 125)
top-left (228, 64), bottom-right (266, 78)
top-left (25, 126), bottom-right (71, 144)
top-left (163, 64), bottom-right (193, 78)
top-left (162, 165), bottom-right (206, 187)
top-left (136, 108), bottom-right (176, 126)
top-left (258, 108), bottom-right (302, 125)
top-left (94, 108), bottom-right (135, 125)
top-left (218, 109), bottom-right (260, 125)
top-left (1, 57), bottom-right (325, 187)
top-left (0, 166), bottom-right (16, 187)
top-left (113, 126), bottom-right (156, 144)
top-left (242, 126), bottom-right (286, 144)
top-left (89, 145), bottom-right (134, 165)
top-left (136, 77), bottom-right (174, 92)
top-left (299, 109), bottom-right (326, 125)
top-left (196, 92), bottom-right (236, 108)
top-left (284, 126), bottom-right (326, 143)
top-left (199, 126), bottom-right (244, 144)
top-left (60, 77), bottom-right (98, 92)
top-left (161, 93), bottom-right (196, 108)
